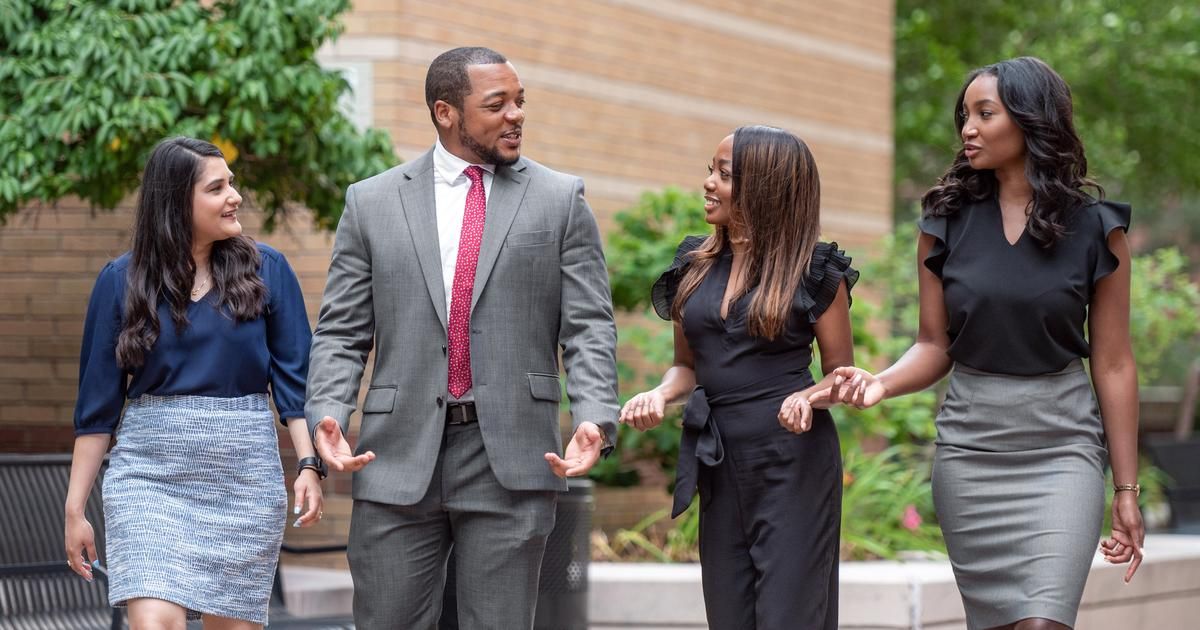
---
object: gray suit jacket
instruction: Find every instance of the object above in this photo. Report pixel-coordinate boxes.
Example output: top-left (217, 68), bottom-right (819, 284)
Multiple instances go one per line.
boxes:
top-left (306, 149), bottom-right (619, 504)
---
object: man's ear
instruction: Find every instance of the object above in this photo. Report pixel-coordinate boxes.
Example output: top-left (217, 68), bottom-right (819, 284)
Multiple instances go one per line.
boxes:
top-left (433, 100), bottom-right (458, 132)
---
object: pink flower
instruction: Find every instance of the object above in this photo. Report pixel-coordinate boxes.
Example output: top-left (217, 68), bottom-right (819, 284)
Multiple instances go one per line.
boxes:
top-left (901, 505), bottom-right (922, 531)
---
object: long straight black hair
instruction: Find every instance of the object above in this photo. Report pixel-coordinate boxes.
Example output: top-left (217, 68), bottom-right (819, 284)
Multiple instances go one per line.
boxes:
top-left (115, 137), bottom-right (266, 369)
top-left (922, 56), bottom-right (1102, 247)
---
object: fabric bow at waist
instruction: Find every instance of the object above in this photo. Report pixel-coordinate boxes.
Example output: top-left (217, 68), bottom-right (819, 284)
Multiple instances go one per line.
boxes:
top-left (671, 370), bottom-right (810, 518)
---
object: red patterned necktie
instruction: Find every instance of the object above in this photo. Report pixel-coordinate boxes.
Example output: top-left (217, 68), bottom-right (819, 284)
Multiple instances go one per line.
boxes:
top-left (447, 166), bottom-right (487, 397)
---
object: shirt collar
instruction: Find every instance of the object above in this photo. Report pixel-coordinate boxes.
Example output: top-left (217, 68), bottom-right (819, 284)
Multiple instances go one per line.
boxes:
top-left (434, 139), bottom-right (496, 184)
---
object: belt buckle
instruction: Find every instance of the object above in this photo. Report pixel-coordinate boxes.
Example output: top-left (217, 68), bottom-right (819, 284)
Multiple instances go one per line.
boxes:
top-left (447, 403), bottom-right (473, 425)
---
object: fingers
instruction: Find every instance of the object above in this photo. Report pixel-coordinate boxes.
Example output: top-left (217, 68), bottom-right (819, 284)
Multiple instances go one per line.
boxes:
top-left (336, 451), bottom-right (375, 473)
top-left (292, 479), bottom-right (309, 527)
top-left (1126, 546), bottom-right (1143, 583)
top-left (544, 452), bottom-right (570, 478)
top-left (778, 395), bottom-right (813, 434)
top-left (562, 449), bottom-right (600, 477)
top-left (294, 482), bottom-right (323, 528)
top-left (67, 547), bottom-right (96, 581)
top-left (852, 377), bottom-right (868, 408)
top-left (807, 387), bottom-right (833, 409)
top-left (620, 393), bottom-right (665, 432)
top-left (799, 402), bottom-right (812, 432)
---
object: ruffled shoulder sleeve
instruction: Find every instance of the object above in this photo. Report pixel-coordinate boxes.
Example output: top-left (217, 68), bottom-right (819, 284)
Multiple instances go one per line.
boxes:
top-left (650, 235), bottom-right (708, 320)
top-left (802, 242), bottom-right (859, 323)
top-left (1092, 200), bottom-right (1132, 284)
top-left (917, 214), bottom-right (949, 278)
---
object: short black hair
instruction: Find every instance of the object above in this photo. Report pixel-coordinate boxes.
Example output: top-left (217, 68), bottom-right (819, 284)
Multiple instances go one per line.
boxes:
top-left (425, 47), bottom-right (508, 125)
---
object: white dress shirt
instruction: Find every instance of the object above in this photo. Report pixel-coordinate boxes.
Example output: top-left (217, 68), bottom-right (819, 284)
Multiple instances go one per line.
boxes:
top-left (433, 139), bottom-right (495, 315)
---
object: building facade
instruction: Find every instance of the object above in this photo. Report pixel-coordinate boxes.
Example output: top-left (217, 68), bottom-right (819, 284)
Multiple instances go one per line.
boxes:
top-left (0, 0), bottom-right (894, 484)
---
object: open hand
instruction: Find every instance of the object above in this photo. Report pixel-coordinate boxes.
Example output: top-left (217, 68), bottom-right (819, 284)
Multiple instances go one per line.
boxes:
top-left (314, 416), bottom-right (376, 472)
top-left (545, 421), bottom-right (604, 478)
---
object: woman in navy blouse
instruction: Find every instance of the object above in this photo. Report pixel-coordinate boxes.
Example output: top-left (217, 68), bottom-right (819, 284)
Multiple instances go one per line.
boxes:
top-left (813, 58), bottom-right (1143, 630)
top-left (63, 137), bottom-right (323, 628)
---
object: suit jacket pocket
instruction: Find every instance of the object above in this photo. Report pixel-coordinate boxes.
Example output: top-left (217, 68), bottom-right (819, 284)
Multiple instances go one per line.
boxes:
top-left (527, 373), bottom-right (562, 402)
top-left (363, 387), bottom-right (397, 413)
top-left (506, 230), bottom-right (556, 248)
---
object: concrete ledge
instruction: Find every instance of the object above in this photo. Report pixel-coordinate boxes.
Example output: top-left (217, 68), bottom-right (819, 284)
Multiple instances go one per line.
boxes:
top-left (589, 534), bottom-right (1200, 629)
top-left (281, 535), bottom-right (1200, 628)
top-left (280, 565), bottom-right (355, 618)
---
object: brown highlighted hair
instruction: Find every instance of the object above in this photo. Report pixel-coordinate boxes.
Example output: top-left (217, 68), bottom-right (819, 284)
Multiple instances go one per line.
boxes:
top-left (672, 125), bottom-right (822, 339)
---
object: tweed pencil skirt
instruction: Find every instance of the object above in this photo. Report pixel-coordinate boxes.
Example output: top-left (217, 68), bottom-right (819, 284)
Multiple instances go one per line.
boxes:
top-left (103, 394), bottom-right (287, 624)
top-left (932, 361), bottom-right (1106, 630)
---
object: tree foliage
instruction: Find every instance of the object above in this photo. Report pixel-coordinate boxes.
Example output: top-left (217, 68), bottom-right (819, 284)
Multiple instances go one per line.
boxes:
top-left (0, 0), bottom-right (396, 229)
top-left (895, 0), bottom-right (1200, 244)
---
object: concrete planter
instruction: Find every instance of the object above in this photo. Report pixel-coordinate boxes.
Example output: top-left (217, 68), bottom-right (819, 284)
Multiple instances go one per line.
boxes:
top-left (278, 535), bottom-right (1200, 628)
top-left (586, 535), bottom-right (1200, 630)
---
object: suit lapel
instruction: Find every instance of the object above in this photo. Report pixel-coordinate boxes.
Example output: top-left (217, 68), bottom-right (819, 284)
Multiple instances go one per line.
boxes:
top-left (396, 151), bottom-right (448, 330)
top-left (471, 160), bottom-right (530, 310)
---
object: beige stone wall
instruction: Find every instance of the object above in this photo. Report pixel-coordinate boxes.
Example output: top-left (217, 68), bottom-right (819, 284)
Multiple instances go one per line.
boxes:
top-left (0, 2), bottom-right (894, 533)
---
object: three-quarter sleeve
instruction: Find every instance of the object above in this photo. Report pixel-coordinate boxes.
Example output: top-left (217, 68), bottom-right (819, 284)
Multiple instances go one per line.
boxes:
top-left (260, 245), bottom-right (312, 423)
top-left (74, 261), bottom-right (129, 435)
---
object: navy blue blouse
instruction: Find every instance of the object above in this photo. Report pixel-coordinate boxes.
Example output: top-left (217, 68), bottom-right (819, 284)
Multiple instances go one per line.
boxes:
top-left (74, 243), bottom-right (312, 435)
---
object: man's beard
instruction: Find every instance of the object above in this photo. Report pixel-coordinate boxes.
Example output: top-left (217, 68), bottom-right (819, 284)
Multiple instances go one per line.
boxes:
top-left (458, 122), bottom-right (519, 166)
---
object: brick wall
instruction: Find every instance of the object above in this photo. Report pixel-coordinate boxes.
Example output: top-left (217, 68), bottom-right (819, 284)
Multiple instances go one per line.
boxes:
top-left (0, 0), bottom-right (894, 535)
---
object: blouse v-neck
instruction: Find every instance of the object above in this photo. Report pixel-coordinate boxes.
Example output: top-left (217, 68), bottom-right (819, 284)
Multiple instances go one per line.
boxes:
top-left (715, 250), bottom-right (748, 324)
top-left (993, 197), bottom-right (1030, 247)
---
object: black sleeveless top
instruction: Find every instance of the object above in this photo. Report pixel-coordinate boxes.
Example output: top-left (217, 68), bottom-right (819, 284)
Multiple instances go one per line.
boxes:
top-left (920, 197), bottom-right (1131, 376)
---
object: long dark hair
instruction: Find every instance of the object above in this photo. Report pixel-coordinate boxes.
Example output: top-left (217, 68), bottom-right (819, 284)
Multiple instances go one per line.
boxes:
top-left (673, 125), bottom-right (821, 339)
top-left (922, 56), bottom-right (1102, 247)
top-left (115, 137), bottom-right (266, 369)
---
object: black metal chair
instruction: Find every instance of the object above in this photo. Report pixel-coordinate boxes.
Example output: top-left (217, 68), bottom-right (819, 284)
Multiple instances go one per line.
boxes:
top-left (0, 453), bottom-right (121, 630)
top-left (1144, 435), bottom-right (1200, 534)
top-left (0, 453), bottom-right (353, 630)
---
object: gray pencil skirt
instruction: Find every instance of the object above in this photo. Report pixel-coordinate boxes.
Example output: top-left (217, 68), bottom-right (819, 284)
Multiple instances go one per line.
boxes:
top-left (932, 361), bottom-right (1106, 630)
top-left (103, 394), bottom-right (287, 624)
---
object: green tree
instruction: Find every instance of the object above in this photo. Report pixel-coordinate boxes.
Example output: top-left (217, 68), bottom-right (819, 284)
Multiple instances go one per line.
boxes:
top-left (895, 1), bottom-right (1200, 245)
top-left (0, 0), bottom-right (396, 229)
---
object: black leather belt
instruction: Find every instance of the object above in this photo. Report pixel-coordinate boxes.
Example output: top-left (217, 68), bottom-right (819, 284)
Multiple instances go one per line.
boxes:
top-left (446, 402), bottom-right (478, 425)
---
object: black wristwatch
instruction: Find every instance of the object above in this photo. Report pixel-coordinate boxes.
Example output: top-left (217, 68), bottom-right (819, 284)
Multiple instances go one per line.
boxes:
top-left (297, 456), bottom-right (328, 480)
top-left (599, 429), bottom-right (615, 458)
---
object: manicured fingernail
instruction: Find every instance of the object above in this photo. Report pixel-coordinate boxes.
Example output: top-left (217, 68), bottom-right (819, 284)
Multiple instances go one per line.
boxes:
top-left (294, 505), bottom-right (300, 514)
top-left (91, 559), bottom-right (100, 568)
top-left (293, 519), bottom-right (302, 528)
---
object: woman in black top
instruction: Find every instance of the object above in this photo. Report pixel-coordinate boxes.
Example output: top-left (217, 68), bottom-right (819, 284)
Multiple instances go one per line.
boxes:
top-left (813, 57), bottom-right (1144, 630)
top-left (621, 126), bottom-right (857, 629)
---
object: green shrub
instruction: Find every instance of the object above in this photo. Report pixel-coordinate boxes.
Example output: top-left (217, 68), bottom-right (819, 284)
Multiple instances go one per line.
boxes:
top-left (0, 0), bottom-right (396, 228)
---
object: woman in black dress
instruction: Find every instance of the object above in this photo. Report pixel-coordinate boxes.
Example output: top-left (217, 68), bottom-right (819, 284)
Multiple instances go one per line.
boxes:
top-left (813, 57), bottom-right (1144, 630)
top-left (621, 125), bottom-right (857, 629)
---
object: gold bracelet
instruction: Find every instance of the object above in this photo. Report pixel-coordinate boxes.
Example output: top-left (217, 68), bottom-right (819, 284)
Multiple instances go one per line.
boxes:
top-left (1113, 483), bottom-right (1141, 497)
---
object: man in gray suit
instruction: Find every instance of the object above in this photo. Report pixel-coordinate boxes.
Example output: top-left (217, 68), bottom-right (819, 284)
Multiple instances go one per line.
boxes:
top-left (306, 46), bottom-right (619, 629)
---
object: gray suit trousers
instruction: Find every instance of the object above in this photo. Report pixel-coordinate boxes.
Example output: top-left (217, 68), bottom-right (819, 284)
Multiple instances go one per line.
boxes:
top-left (347, 422), bottom-right (557, 630)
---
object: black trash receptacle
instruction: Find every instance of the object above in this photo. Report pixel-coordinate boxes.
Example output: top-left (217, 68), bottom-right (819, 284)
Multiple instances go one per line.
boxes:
top-left (439, 479), bottom-right (593, 630)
